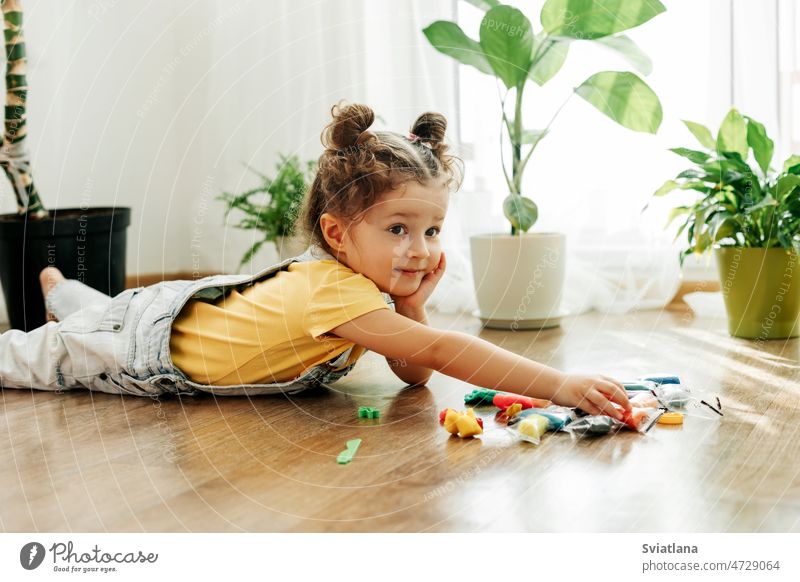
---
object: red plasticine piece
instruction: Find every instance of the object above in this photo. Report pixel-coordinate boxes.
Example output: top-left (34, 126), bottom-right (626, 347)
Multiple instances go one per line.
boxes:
top-left (492, 393), bottom-right (549, 410)
top-left (616, 405), bottom-right (650, 431)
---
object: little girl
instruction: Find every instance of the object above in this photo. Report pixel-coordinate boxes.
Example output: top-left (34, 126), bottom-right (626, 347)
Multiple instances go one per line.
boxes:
top-left (0, 102), bottom-right (630, 419)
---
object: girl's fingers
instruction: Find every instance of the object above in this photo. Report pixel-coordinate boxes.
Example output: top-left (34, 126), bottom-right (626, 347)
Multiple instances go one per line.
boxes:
top-left (587, 389), bottom-right (624, 420)
top-left (597, 380), bottom-right (631, 411)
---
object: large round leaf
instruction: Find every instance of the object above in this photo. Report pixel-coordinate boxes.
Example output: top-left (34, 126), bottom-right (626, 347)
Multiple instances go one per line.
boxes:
top-left (541, 0), bottom-right (666, 40)
top-left (423, 21), bottom-right (493, 76)
top-left (529, 32), bottom-right (570, 86)
top-left (575, 71), bottom-right (662, 133)
top-left (479, 5), bottom-right (534, 89)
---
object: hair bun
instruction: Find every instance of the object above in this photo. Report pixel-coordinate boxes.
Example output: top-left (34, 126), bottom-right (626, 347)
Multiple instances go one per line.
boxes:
top-left (410, 112), bottom-right (447, 144)
top-left (324, 102), bottom-right (376, 150)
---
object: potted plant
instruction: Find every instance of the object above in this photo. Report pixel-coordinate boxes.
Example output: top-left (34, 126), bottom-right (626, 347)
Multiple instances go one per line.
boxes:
top-left (650, 107), bottom-right (800, 339)
top-left (217, 153), bottom-right (315, 270)
top-left (0, 0), bottom-right (131, 331)
top-left (423, 0), bottom-right (664, 329)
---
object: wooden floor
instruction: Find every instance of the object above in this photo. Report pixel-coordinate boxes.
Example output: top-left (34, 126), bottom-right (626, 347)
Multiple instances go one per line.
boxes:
top-left (1, 303), bottom-right (798, 532)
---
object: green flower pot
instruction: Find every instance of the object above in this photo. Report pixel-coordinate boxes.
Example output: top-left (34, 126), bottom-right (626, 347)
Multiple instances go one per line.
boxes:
top-left (715, 246), bottom-right (800, 339)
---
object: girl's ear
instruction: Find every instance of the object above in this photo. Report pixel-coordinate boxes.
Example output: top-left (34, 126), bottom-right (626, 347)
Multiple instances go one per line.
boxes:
top-left (319, 213), bottom-right (346, 255)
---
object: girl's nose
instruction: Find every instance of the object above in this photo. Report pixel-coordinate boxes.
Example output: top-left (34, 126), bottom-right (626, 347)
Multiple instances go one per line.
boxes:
top-left (406, 237), bottom-right (430, 259)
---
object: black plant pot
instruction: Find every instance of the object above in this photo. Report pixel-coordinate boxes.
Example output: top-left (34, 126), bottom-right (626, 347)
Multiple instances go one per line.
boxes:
top-left (0, 206), bottom-right (131, 331)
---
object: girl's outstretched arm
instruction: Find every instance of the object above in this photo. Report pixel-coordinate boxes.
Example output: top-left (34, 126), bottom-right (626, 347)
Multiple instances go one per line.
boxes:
top-left (330, 309), bottom-right (630, 419)
top-left (384, 305), bottom-right (433, 387)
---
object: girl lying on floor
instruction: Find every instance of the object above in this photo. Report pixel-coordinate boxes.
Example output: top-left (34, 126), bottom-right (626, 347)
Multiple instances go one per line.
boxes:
top-left (0, 102), bottom-right (630, 420)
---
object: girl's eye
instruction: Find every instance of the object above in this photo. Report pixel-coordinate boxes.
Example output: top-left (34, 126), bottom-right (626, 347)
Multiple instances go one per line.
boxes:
top-left (388, 225), bottom-right (441, 236)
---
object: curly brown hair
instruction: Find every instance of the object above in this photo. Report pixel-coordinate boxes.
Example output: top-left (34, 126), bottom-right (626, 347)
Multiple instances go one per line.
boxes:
top-left (297, 102), bottom-right (463, 257)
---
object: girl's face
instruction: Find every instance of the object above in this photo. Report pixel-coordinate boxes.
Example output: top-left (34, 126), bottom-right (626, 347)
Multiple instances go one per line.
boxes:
top-left (320, 181), bottom-right (449, 296)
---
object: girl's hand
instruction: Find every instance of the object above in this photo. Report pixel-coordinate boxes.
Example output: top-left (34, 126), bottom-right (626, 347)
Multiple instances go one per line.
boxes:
top-left (550, 373), bottom-right (631, 420)
top-left (391, 251), bottom-right (446, 314)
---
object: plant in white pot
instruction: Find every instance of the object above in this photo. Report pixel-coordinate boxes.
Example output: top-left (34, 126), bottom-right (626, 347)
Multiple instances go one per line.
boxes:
top-left (423, 0), bottom-right (664, 329)
top-left (650, 108), bottom-right (800, 339)
top-left (218, 153), bottom-right (315, 270)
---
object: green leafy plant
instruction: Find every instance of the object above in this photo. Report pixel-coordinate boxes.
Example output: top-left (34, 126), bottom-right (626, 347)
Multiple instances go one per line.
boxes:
top-left (650, 107), bottom-right (800, 265)
top-left (423, 0), bottom-right (665, 234)
top-left (217, 153), bottom-right (315, 269)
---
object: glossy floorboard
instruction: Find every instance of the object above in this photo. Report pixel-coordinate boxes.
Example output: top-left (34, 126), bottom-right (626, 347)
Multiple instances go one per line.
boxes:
top-left (1, 305), bottom-right (798, 532)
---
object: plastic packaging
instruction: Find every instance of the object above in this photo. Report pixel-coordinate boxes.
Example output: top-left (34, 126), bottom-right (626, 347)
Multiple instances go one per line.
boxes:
top-left (617, 405), bottom-right (661, 432)
top-left (508, 406), bottom-right (574, 431)
top-left (654, 384), bottom-right (692, 408)
top-left (640, 374), bottom-right (681, 385)
top-left (564, 415), bottom-right (624, 437)
top-left (622, 380), bottom-right (658, 392)
top-left (566, 406), bottom-right (662, 437)
top-left (507, 413), bottom-right (550, 445)
top-left (629, 392), bottom-right (660, 409)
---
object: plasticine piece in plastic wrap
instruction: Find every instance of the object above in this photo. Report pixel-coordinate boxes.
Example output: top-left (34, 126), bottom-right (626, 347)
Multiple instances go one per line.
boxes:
top-left (640, 374), bottom-right (681, 385)
top-left (630, 392), bottom-right (660, 409)
top-left (655, 384), bottom-right (691, 408)
top-left (509, 414), bottom-right (549, 445)
top-left (622, 380), bottom-right (658, 392)
top-left (508, 406), bottom-right (573, 431)
top-left (565, 415), bottom-right (623, 437)
top-left (619, 406), bottom-right (656, 432)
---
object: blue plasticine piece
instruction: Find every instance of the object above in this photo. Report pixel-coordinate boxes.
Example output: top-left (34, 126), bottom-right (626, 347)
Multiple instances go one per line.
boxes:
top-left (640, 375), bottom-right (681, 385)
top-left (622, 381), bottom-right (658, 392)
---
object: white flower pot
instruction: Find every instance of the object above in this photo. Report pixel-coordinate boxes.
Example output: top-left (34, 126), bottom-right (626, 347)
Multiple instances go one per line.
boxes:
top-left (469, 232), bottom-right (567, 330)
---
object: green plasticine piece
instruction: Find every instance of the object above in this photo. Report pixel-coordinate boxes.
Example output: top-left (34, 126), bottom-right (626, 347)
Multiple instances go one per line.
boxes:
top-left (464, 388), bottom-right (499, 406)
top-left (336, 438), bottom-right (362, 465)
top-left (358, 406), bottom-right (380, 419)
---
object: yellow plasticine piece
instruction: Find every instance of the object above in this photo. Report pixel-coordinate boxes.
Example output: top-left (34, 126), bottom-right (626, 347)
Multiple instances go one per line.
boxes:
top-left (443, 409), bottom-right (461, 434)
top-left (657, 412), bottom-right (684, 425)
top-left (456, 414), bottom-right (483, 438)
top-left (506, 403), bottom-right (523, 417)
top-left (518, 415), bottom-right (548, 440)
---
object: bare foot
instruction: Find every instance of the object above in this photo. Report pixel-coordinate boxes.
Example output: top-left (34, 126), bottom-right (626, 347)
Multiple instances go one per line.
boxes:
top-left (40, 266), bottom-right (65, 322)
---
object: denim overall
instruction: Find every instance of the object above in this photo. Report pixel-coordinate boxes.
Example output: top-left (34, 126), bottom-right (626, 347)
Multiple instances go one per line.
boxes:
top-left (0, 245), bottom-right (393, 398)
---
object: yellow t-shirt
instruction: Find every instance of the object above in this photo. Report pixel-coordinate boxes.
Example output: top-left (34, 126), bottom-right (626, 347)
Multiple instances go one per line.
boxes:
top-left (168, 259), bottom-right (392, 386)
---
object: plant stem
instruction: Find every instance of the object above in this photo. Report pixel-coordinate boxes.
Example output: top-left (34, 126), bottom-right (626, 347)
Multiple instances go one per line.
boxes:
top-left (512, 85), bottom-right (523, 194)
top-left (517, 91), bottom-right (574, 184)
top-left (498, 93), bottom-right (514, 195)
